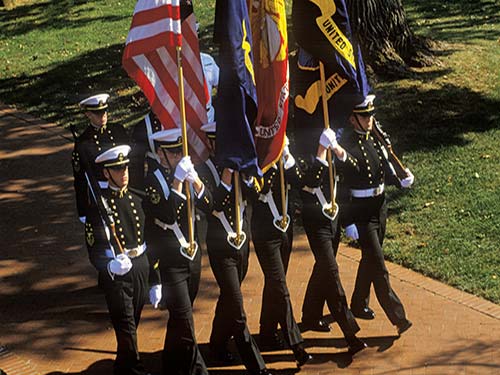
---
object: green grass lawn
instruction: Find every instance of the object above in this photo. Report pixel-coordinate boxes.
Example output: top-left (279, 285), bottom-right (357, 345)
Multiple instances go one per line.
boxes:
top-left (0, 0), bottom-right (499, 302)
top-left (379, 0), bottom-right (500, 302)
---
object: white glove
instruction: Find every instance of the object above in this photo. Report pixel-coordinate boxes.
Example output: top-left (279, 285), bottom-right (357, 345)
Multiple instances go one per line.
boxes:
top-left (400, 168), bottom-right (414, 188)
top-left (149, 284), bottom-right (162, 309)
top-left (108, 254), bottom-right (133, 276)
top-left (345, 224), bottom-right (359, 241)
top-left (185, 166), bottom-right (199, 183)
top-left (284, 135), bottom-right (290, 148)
top-left (319, 128), bottom-right (338, 149)
top-left (174, 156), bottom-right (193, 182)
top-left (282, 145), bottom-right (296, 170)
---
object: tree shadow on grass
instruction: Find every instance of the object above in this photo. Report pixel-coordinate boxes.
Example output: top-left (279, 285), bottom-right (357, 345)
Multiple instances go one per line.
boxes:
top-left (0, 1), bottom-right (129, 40)
top-left (406, 0), bottom-right (500, 43)
top-left (375, 82), bottom-right (500, 156)
top-left (0, 42), bottom-right (144, 134)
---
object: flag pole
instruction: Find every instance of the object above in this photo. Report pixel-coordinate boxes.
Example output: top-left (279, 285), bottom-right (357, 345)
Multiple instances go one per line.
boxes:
top-left (233, 170), bottom-right (242, 243)
top-left (176, 46), bottom-right (196, 257)
top-left (319, 61), bottom-right (339, 220)
top-left (279, 157), bottom-right (288, 229)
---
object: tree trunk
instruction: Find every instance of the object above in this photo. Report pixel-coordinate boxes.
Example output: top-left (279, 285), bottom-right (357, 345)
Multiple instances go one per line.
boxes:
top-left (348, 0), bottom-right (435, 77)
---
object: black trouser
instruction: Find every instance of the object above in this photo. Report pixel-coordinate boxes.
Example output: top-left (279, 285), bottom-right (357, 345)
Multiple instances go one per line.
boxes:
top-left (300, 200), bottom-right (360, 337)
top-left (252, 227), bottom-right (303, 348)
top-left (160, 247), bottom-right (207, 375)
top-left (350, 195), bottom-right (407, 325)
top-left (207, 234), bottom-right (266, 374)
top-left (99, 253), bottom-right (149, 375)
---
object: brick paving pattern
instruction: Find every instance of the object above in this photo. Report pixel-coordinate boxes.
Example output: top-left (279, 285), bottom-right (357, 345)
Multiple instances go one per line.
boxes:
top-left (1, 104), bottom-right (499, 375)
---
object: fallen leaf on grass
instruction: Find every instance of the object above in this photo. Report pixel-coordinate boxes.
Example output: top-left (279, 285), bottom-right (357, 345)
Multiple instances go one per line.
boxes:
top-left (405, 228), bottom-right (415, 236)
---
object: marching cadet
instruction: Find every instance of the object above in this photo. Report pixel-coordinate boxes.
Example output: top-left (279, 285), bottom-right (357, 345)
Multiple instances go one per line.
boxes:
top-left (250, 136), bottom-right (311, 367)
top-left (200, 51), bottom-right (219, 125)
top-left (294, 124), bottom-right (367, 356)
top-left (72, 94), bottom-right (129, 223)
top-left (128, 111), bottom-right (163, 192)
top-left (198, 123), bottom-right (273, 375)
top-left (142, 129), bottom-right (209, 375)
top-left (334, 95), bottom-right (414, 335)
top-left (85, 145), bottom-right (150, 375)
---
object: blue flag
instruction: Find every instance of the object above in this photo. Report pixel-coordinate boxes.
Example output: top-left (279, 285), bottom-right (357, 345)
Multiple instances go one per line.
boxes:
top-left (292, 0), bottom-right (371, 128)
top-left (214, 0), bottom-right (260, 176)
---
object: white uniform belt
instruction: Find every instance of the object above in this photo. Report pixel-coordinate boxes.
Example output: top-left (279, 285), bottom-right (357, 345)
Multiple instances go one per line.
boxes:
top-left (350, 184), bottom-right (385, 198)
top-left (302, 185), bottom-right (329, 206)
top-left (258, 190), bottom-right (290, 233)
top-left (124, 243), bottom-right (146, 258)
top-left (154, 218), bottom-right (190, 248)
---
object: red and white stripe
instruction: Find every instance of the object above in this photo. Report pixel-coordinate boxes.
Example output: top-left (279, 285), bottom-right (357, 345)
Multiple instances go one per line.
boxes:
top-left (123, 0), bottom-right (209, 162)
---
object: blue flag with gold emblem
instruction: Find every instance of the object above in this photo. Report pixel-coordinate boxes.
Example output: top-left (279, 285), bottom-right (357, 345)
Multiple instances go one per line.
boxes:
top-left (292, 0), bottom-right (370, 129)
top-left (214, 0), bottom-right (260, 176)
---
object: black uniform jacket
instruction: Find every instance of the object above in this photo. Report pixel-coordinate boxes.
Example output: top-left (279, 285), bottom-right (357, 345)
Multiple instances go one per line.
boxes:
top-left (72, 123), bottom-right (129, 218)
top-left (143, 165), bottom-right (212, 266)
top-left (336, 127), bottom-right (401, 222)
top-left (197, 157), bottom-right (259, 244)
top-left (84, 187), bottom-right (146, 273)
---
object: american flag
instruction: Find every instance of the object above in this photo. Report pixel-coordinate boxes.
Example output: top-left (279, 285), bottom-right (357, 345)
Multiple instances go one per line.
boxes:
top-left (123, 0), bottom-right (209, 162)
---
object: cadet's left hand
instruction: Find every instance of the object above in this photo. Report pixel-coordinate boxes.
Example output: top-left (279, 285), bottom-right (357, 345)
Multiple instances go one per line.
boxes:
top-left (319, 128), bottom-right (338, 149)
top-left (400, 168), bottom-right (414, 188)
top-left (282, 141), bottom-right (296, 170)
top-left (149, 284), bottom-right (162, 309)
top-left (345, 224), bottom-right (359, 241)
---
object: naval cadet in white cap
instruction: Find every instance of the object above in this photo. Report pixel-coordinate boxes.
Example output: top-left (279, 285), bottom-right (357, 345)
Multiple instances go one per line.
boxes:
top-left (84, 144), bottom-right (152, 375)
top-left (332, 94), bottom-right (414, 336)
top-left (71, 94), bottom-right (129, 223)
top-left (142, 128), bottom-right (211, 375)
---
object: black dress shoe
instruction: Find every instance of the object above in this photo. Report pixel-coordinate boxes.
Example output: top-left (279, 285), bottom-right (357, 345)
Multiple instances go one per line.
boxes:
top-left (301, 318), bottom-right (331, 332)
top-left (292, 344), bottom-right (312, 367)
top-left (397, 319), bottom-right (413, 336)
top-left (346, 336), bottom-right (367, 356)
top-left (259, 332), bottom-right (285, 350)
top-left (351, 306), bottom-right (375, 320)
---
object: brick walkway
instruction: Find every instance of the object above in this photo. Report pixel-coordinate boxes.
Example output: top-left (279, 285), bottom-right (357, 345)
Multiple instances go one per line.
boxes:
top-left (1, 104), bottom-right (499, 375)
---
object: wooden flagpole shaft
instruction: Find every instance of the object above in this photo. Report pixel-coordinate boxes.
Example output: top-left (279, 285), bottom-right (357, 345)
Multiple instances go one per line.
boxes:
top-left (176, 46), bottom-right (195, 255)
top-left (233, 171), bottom-right (241, 238)
top-left (319, 62), bottom-right (337, 209)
